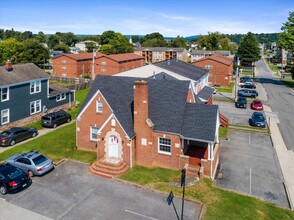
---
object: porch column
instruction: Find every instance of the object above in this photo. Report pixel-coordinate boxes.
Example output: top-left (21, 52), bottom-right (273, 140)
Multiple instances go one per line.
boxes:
top-left (210, 143), bottom-right (214, 161)
top-left (208, 143), bottom-right (211, 160)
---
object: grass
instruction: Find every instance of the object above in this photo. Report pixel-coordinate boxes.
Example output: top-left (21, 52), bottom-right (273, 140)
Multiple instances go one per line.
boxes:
top-left (0, 123), bottom-right (96, 163)
top-left (50, 80), bottom-right (74, 87)
top-left (219, 126), bottom-right (228, 139)
top-left (281, 80), bottom-right (294, 88)
top-left (68, 87), bottom-right (90, 119)
top-left (119, 166), bottom-right (294, 219)
top-left (240, 70), bottom-right (253, 76)
top-left (229, 124), bottom-right (269, 134)
top-left (216, 82), bottom-right (235, 93)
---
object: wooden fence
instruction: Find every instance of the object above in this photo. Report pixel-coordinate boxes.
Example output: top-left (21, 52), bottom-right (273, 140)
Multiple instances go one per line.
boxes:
top-left (50, 76), bottom-right (93, 90)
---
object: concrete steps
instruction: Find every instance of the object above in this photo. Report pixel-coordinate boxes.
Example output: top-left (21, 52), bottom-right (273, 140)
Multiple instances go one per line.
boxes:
top-left (89, 158), bottom-right (130, 179)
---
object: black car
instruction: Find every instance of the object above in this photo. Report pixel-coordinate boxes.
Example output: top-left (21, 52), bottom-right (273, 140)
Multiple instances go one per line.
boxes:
top-left (0, 127), bottom-right (38, 147)
top-left (238, 89), bottom-right (258, 98)
top-left (0, 163), bottom-right (31, 195)
top-left (41, 109), bottom-right (71, 128)
top-left (249, 112), bottom-right (266, 128)
top-left (235, 97), bottom-right (247, 108)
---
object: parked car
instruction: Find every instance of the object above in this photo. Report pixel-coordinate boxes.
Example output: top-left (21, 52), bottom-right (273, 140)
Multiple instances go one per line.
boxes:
top-left (251, 99), bottom-right (263, 110)
top-left (249, 112), bottom-right (266, 128)
top-left (6, 151), bottom-right (54, 177)
top-left (241, 81), bottom-right (256, 89)
top-left (235, 97), bottom-right (247, 108)
top-left (41, 109), bottom-right (71, 128)
top-left (238, 89), bottom-right (258, 98)
top-left (0, 127), bottom-right (38, 147)
top-left (240, 76), bottom-right (251, 82)
top-left (0, 163), bottom-right (31, 195)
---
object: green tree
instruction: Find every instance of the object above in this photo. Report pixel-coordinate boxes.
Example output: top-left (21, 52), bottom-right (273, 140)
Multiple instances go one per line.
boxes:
top-left (35, 31), bottom-right (47, 43)
top-left (141, 32), bottom-right (167, 47)
top-left (59, 32), bottom-right (78, 47)
top-left (54, 43), bottom-right (70, 53)
top-left (237, 32), bottom-right (261, 65)
top-left (99, 44), bottom-right (116, 55)
top-left (85, 41), bottom-right (99, 52)
top-left (21, 39), bottom-right (50, 65)
top-left (0, 38), bottom-right (23, 64)
top-left (47, 34), bottom-right (60, 49)
top-left (170, 36), bottom-right (187, 48)
top-left (278, 12), bottom-right (294, 53)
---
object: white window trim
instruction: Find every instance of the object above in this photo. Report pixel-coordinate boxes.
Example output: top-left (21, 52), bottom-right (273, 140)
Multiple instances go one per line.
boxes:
top-left (30, 100), bottom-right (41, 115)
top-left (90, 126), bottom-right (99, 141)
top-left (1, 87), bottom-right (9, 102)
top-left (205, 64), bottom-right (212, 69)
top-left (1, 109), bottom-right (9, 125)
top-left (158, 137), bottom-right (172, 155)
top-left (96, 100), bottom-right (103, 113)
top-left (56, 93), bottom-right (66, 102)
top-left (30, 80), bottom-right (41, 94)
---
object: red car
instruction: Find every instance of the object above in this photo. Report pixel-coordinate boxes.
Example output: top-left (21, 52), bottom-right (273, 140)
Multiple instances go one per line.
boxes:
top-left (251, 99), bottom-right (263, 110)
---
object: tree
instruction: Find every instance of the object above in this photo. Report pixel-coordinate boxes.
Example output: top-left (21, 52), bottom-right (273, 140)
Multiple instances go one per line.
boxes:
top-left (141, 32), bottom-right (167, 47)
top-left (278, 12), bottom-right (294, 53)
top-left (99, 44), bottom-right (116, 55)
top-left (0, 38), bottom-right (23, 64)
top-left (21, 39), bottom-right (50, 65)
top-left (237, 32), bottom-right (261, 65)
top-left (54, 43), bottom-right (70, 53)
top-left (47, 34), bottom-right (60, 49)
top-left (59, 32), bottom-right (78, 47)
top-left (85, 41), bottom-right (99, 52)
top-left (169, 36), bottom-right (187, 48)
top-left (35, 31), bottom-right (47, 43)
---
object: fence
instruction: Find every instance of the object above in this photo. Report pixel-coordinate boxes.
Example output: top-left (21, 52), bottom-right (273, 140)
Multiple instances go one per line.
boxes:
top-left (50, 76), bottom-right (93, 90)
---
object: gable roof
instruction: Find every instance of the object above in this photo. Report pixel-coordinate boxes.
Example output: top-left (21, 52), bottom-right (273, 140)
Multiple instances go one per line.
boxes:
top-left (147, 72), bottom-right (178, 80)
top-left (197, 86), bottom-right (215, 101)
top-left (49, 83), bottom-right (71, 97)
top-left (107, 53), bottom-right (144, 62)
top-left (193, 54), bottom-right (233, 66)
top-left (79, 75), bottom-right (218, 142)
top-left (181, 104), bottom-right (218, 142)
top-left (191, 50), bottom-right (231, 56)
top-left (153, 59), bottom-right (208, 81)
top-left (0, 63), bottom-right (49, 86)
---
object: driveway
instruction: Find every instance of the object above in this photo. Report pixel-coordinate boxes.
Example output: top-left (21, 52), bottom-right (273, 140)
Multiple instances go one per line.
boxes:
top-left (1, 160), bottom-right (201, 220)
top-left (216, 131), bottom-right (289, 208)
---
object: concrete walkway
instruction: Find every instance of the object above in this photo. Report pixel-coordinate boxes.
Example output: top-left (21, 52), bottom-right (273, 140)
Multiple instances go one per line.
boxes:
top-left (264, 106), bottom-right (294, 210)
top-left (0, 198), bottom-right (52, 220)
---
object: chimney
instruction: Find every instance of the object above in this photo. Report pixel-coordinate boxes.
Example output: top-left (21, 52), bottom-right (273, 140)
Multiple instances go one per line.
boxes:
top-left (133, 80), bottom-right (149, 134)
top-left (5, 60), bottom-right (13, 71)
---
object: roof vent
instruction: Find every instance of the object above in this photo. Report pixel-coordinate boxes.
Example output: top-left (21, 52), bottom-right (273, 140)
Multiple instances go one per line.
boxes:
top-left (5, 60), bottom-right (13, 71)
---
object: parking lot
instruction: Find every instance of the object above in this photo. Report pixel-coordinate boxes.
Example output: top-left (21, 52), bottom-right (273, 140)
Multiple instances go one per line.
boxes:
top-left (1, 160), bottom-right (201, 220)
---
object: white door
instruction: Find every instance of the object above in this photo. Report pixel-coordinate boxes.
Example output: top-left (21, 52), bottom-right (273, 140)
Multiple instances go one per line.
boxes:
top-left (108, 136), bottom-right (119, 158)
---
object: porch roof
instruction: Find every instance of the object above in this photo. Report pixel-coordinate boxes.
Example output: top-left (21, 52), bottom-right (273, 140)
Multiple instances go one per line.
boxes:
top-left (197, 86), bottom-right (215, 101)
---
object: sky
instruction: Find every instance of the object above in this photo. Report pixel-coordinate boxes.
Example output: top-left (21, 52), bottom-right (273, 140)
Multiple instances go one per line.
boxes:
top-left (0, 0), bottom-right (293, 37)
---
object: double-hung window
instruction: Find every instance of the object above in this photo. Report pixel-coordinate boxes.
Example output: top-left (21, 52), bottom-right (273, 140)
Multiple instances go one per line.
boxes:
top-left (205, 64), bottom-right (212, 69)
top-left (90, 126), bottom-right (99, 141)
top-left (30, 81), bottom-right (41, 94)
top-left (1, 109), bottom-right (9, 125)
top-left (56, 93), bottom-right (66, 101)
top-left (30, 100), bottom-right (41, 115)
top-left (96, 100), bottom-right (103, 113)
top-left (1, 87), bottom-right (9, 101)
top-left (158, 137), bottom-right (171, 155)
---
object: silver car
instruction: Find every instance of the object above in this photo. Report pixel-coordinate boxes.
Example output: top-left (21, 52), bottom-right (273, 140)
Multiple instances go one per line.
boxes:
top-left (6, 151), bottom-right (54, 177)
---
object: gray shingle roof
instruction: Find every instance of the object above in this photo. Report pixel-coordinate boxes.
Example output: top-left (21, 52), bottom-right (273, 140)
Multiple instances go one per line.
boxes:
top-left (79, 76), bottom-right (218, 142)
top-left (49, 83), bottom-right (71, 97)
top-left (147, 72), bottom-right (178, 80)
top-left (197, 86), bottom-right (215, 101)
top-left (181, 104), bottom-right (218, 142)
top-left (153, 59), bottom-right (208, 81)
top-left (0, 63), bottom-right (49, 86)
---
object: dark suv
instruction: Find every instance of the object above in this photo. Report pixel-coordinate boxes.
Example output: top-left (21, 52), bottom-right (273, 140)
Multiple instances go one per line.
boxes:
top-left (41, 110), bottom-right (71, 128)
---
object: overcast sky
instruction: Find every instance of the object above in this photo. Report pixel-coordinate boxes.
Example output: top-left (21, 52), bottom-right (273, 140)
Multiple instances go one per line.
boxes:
top-left (0, 0), bottom-right (293, 36)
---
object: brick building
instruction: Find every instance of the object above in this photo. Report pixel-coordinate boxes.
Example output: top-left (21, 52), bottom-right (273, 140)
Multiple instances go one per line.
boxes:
top-left (190, 50), bottom-right (232, 62)
top-left (76, 76), bottom-right (220, 179)
top-left (52, 53), bottom-right (144, 79)
top-left (192, 54), bottom-right (233, 87)
top-left (134, 47), bottom-right (188, 63)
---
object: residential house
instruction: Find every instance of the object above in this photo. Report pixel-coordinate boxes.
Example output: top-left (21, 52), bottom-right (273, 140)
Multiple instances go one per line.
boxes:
top-left (52, 52), bottom-right (144, 79)
top-left (134, 47), bottom-right (188, 63)
top-left (0, 61), bottom-right (75, 129)
top-left (190, 50), bottom-right (232, 62)
top-left (192, 54), bottom-right (233, 87)
top-left (75, 41), bottom-right (100, 52)
top-left (76, 75), bottom-right (220, 179)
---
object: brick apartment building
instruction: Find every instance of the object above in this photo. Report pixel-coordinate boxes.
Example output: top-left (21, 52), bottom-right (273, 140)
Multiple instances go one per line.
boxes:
top-left (134, 47), bottom-right (188, 63)
top-left (190, 50), bottom-right (232, 62)
top-left (192, 54), bottom-right (233, 87)
top-left (76, 75), bottom-right (220, 179)
top-left (52, 52), bottom-right (144, 79)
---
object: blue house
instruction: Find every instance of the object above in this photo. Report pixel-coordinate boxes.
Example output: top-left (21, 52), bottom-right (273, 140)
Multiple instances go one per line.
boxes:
top-left (0, 61), bottom-right (75, 128)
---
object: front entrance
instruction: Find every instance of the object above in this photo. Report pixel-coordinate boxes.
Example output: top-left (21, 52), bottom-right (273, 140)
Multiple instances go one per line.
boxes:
top-left (108, 135), bottom-right (119, 158)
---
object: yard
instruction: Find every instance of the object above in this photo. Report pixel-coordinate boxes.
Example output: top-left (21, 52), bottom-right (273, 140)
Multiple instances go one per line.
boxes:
top-left (216, 82), bottom-right (234, 93)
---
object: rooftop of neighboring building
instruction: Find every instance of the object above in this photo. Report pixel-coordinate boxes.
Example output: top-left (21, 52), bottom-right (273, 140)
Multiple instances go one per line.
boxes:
top-left (192, 54), bottom-right (233, 66)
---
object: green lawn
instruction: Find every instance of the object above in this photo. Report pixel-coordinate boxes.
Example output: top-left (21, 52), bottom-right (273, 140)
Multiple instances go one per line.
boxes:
top-left (119, 166), bottom-right (294, 219)
top-left (0, 123), bottom-right (96, 164)
top-left (216, 82), bottom-right (235, 93)
top-left (219, 126), bottom-right (228, 139)
top-left (68, 87), bottom-right (90, 119)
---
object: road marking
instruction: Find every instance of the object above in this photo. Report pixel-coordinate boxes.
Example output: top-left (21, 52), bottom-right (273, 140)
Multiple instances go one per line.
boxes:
top-left (125, 209), bottom-right (159, 220)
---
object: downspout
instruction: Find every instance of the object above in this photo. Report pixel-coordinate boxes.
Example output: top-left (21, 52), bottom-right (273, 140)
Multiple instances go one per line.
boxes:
top-left (210, 143), bottom-right (213, 179)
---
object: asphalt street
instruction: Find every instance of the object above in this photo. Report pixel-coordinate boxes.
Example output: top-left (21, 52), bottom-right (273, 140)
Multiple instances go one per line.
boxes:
top-left (255, 59), bottom-right (294, 150)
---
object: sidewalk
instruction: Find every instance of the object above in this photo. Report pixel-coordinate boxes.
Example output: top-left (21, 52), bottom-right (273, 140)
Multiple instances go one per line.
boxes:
top-left (264, 106), bottom-right (294, 210)
top-left (0, 198), bottom-right (52, 220)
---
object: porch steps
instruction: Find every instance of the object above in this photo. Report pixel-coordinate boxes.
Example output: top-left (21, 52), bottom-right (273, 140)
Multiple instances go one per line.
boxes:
top-left (89, 158), bottom-right (130, 179)
top-left (186, 165), bottom-right (200, 177)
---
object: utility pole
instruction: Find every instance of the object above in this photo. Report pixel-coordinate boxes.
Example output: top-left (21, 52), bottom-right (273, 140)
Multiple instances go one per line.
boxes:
top-left (92, 49), bottom-right (96, 80)
top-left (234, 57), bottom-right (239, 100)
top-left (181, 168), bottom-right (186, 220)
